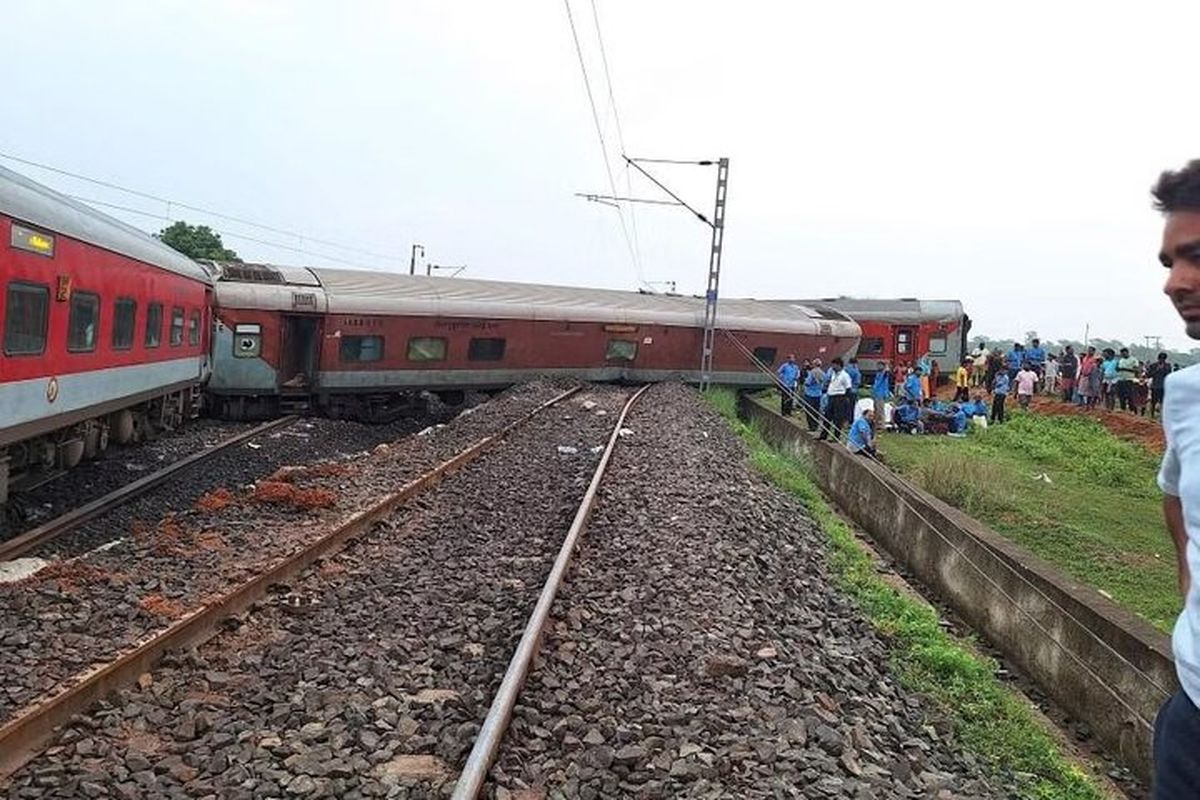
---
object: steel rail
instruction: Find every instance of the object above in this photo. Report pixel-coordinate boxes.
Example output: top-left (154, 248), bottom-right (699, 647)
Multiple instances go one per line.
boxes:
top-left (0, 416), bottom-right (300, 563)
top-left (0, 387), bottom-right (580, 782)
top-left (452, 383), bottom-right (651, 800)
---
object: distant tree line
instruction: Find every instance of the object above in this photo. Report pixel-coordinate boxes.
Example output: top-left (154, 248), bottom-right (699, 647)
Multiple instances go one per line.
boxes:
top-left (973, 332), bottom-right (1200, 368)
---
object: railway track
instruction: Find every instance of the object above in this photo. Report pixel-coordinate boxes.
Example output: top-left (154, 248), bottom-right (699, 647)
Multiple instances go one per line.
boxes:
top-left (0, 383), bottom-right (1021, 798)
top-left (0, 417), bottom-right (298, 564)
top-left (0, 385), bottom-right (580, 782)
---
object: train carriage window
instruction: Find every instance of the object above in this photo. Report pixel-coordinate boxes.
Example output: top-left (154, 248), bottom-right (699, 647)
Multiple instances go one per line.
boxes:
top-left (468, 337), bottom-right (506, 361)
top-left (188, 311), bottom-right (201, 346)
top-left (112, 298), bottom-right (137, 350)
top-left (752, 346), bottom-right (777, 366)
top-left (928, 336), bottom-right (947, 354)
top-left (3, 282), bottom-right (50, 355)
top-left (67, 291), bottom-right (100, 352)
top-left (170, 307), bottom-right (185, 346)
top-left (861, 337), bottom-right (885, 355)
top-left (605, 339), bottom-right (638, 361)
top-left (896, 330), bottom-right (913, 354)
top-left (341, 334), bottom-right (384, 362)
top-left (145, 303), bottom-right (163, 348)
top-left (407, 336), bottom-right (446, 362)
top-left (233, 323), bottom-right (261, 358)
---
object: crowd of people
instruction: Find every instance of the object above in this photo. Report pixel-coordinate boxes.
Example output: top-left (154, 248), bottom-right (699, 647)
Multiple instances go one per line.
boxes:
top-left (773, 338), bottom-right (1178, 456)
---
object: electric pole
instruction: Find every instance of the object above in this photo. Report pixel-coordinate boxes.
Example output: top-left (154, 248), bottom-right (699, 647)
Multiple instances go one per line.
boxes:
top-left (581, 155), bottom-right (730, 390)
top-left (699, 158), bottom-right (729, 390)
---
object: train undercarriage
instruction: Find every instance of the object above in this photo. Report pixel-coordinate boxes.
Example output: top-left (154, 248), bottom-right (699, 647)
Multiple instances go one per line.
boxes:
top-left (1, 386), bottom-right (200, 517)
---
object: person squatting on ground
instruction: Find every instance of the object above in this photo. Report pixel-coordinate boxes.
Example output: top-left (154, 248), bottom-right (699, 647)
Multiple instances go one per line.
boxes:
top-left (819, 357), bottom-right (853, 441)
top-left (776, 353), bottom-right (800, 416)
top-left (846, 407), bottom-right (877, 456)
top-left (1150, 158), bottom-right (1200, 798)
top-left (953, 358), bottom-right (971, 402)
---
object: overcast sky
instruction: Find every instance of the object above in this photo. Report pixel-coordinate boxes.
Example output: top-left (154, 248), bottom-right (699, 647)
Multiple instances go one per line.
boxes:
top-left (5, 1), bottom-right (1197, 349)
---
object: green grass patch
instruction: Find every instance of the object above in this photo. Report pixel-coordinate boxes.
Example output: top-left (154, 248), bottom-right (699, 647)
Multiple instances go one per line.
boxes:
top-left (705, 388), bottom-right (1103, 800)
top-left (882, 412), bottom-right (1177, 631)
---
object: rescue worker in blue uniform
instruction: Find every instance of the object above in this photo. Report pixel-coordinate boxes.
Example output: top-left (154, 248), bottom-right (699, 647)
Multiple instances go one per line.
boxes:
top-left (776, 354), bottom-right (800, 416)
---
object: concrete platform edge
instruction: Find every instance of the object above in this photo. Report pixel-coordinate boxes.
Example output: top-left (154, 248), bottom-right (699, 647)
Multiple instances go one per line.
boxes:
top-left (739, 393), bottom-right (1175, 782)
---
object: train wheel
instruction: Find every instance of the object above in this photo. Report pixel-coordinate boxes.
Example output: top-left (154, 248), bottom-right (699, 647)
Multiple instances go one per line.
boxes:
top-left (59, 439), bottom-right (85, 469)
top-left (110, 410), bottom-right (135, 445)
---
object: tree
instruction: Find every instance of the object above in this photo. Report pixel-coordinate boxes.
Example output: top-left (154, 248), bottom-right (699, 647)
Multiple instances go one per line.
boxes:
top-left (157, 221), bottom-right (240, 262)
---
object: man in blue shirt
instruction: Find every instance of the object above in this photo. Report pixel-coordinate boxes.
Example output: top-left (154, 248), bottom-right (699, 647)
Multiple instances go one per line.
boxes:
top-left (846, 407), bottom-right (876, 456)
top-left (1149, 158), bottom-right (1200, 795)
top-left (872, 361), bottom-right (891, 426)
top-left (903, 368), bottom-right (923, 404)
top-left (776, 353), bottom-right (800, 416)
top-left (1026, 338), bottom-right (1047, 377)
top-left (802, 360), bottom-right (825, 433)
top-left (893, 398), bottom-right (922, 434)
top-left (991, 371), bottom-right (1010, 423)
top-left (1005, 343), bottom-right (1025, 381)
top-left (847, 357), bottom-right (862, 393)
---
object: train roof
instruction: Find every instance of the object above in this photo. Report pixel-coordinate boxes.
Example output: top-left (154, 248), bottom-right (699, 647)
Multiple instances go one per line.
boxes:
top-left (789, 297), bottom-right (965, 323)
top-left (211, 263), bottom-right (862, 337)
top-left (0, 165), bottom-right (211, 284)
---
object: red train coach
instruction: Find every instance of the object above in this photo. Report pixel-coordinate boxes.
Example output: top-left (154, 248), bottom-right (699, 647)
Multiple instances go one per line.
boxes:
top-left (0, 166), bottom-right (212, 505)
top-left (788, 297), bottom-right (970, 377)
top-left (207, 263), bottom-right (862, 421)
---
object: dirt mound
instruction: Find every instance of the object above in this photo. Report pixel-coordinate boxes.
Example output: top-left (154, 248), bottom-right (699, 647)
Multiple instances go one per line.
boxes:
top-left (1029, 396), bottom-right (1165, 453)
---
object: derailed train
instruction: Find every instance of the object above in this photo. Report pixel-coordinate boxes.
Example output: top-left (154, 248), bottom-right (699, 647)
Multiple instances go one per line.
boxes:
top-left (0, 164), bottom-right (861, 502)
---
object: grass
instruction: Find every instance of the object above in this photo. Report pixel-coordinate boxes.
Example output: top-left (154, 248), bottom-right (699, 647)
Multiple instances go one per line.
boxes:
top-left (705, 388), bottom-right (1103, 800)
top-left (882, 411), bottom-right (1178, 632)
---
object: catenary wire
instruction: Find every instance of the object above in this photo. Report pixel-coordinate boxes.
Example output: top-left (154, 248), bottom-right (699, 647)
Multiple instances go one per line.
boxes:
top-left (563, 0), bottom-right (646, 289)
top-left (719, 329), bottom-right (1172, 724)
top-left (0, 150), bottom-right (404, 264)
top-left (67, 195), bottom-right (379, 270)
top-left (588, 0), bottom-right (643, 280)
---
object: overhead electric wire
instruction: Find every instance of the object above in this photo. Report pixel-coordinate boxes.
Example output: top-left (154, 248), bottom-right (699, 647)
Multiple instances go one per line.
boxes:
top-left (563, 0), bottom-right (647, 289)
top-left (588, 0), bottom-right (643, 280)
top-left (67, 194), bottom-right (378, 270)
top-left (0, 150), bottom-right (403, 265)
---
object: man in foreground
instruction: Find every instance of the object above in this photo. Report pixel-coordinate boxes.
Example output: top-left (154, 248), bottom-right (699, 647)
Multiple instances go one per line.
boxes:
top-left (846, 407), bottom-right (877, 456)
top-left (1152, 159), bottom-right (1200, 797)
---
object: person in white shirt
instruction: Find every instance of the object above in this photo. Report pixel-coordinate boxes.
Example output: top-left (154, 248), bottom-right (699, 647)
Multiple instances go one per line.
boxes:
top-left (818, 357), bottom-right (854, 442)
top-left (1152, 159), bottom-right (1200, 797)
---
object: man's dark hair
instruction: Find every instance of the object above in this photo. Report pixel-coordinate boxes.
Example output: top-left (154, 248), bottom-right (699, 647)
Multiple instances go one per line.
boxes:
top-left (831, 356), bottom-right (844, 367)
top-left (1153, 160), bottom-right (1200, 212)
top-left (1159, 351), bottom-right (1169, 360)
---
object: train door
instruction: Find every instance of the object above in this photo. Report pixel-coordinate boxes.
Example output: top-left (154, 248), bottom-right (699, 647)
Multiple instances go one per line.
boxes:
top-left (279, 315), bottom-right (320, 390)
top-left (894, 326), bottom-right (917, 364)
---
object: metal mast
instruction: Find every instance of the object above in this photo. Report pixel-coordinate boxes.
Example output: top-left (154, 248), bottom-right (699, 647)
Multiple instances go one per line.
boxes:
top-left (699, 158), bottom-right (729, 390)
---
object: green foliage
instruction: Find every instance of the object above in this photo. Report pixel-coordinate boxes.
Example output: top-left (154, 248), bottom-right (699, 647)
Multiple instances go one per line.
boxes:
top-left (976, 413), bottom-right (1158, 495)
top-left (884, 413), bottom-right (1179, 632)
top-left (909, 448), bottom-right (1013, 517)
top-left (704, 389), bottom-right (1103, 800)
top-left (157, 221), bottom-right (240, 262)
